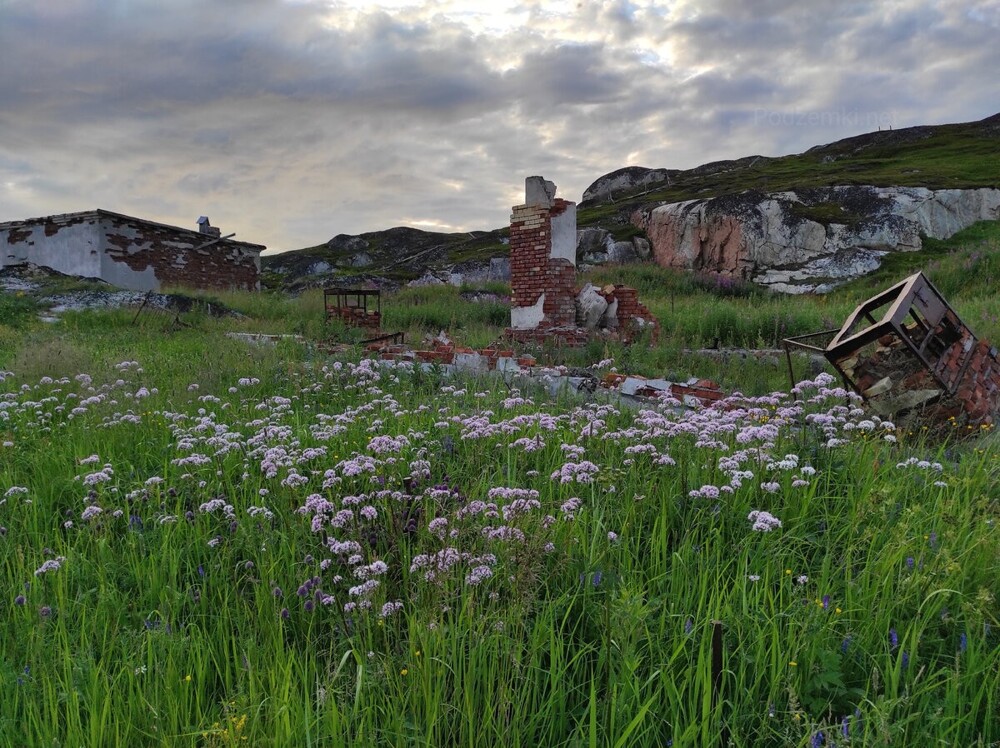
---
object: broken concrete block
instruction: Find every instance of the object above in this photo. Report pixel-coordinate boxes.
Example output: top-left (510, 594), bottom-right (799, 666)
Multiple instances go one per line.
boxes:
top-left (871, 388), bottom-right (941, 416)
top-left (575, 283), bottom-right (609, 330)
top-left (525, 176), bottom-right (557, 207)
top-left (642, 378), bottom-right (671, 392)
top-left (453, 352), bottom-right (487, 373)
top-left (862, 376), bottom-right (893, 398)
top-left (600, 297), bottom-right (619, 328)
top-left (496, 357), bottom-right (523, 373)
top-left (619, 376), bottom-right (649, 396)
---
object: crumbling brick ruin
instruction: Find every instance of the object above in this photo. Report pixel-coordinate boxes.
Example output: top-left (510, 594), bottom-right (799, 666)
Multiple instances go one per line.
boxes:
top-left (824, 272), bottom-right (1000, 433)
top-left (507, 176), bottom-right (580, 341)
top-left (505, 176), bottom-right (657, 345)
top-left (0, 210), bottom-right (263, 292)
top-left (324, 288), bottom-right (382, 331)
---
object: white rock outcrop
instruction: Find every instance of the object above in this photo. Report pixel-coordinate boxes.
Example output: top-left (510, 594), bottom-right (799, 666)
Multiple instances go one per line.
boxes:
top-left (575, 283), bottom-right (609, 329)
top-left (575, 229), bottom-right (653, 267)
top-left (632, 186), bottom-right (1000, 293)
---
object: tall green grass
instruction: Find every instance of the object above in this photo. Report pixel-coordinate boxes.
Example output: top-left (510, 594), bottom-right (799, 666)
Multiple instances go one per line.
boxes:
top-left (0, 339), bottom-right (997, 746)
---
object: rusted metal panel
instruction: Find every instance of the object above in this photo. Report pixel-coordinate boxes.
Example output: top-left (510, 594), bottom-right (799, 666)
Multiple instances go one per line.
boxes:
top-left (787, 271), bottom-right (998, 433)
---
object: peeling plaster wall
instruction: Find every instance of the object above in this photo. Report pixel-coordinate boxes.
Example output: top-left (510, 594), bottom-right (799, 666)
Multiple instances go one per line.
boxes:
top-left (0, 211), bottom-right (263, 292)
top-left (511, 292), bottom-right (546, 330)
top-left (99, 214), bottom-right (261, 292)
top-left (1, 213), bottom-right (103, 278)
top-left (509, 177), bottom-right (578, 332)
top-left (550, 203), bottom-right (577, 265)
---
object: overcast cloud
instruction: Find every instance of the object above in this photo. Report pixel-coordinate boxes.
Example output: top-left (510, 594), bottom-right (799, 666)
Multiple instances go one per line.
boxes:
top-left (1, 0), bottom-right (997, 253)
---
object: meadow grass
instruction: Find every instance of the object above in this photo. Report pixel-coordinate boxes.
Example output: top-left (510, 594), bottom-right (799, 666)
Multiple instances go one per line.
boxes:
top-left (0, 321), bottom-right (998, 746)
top-left (1, 225), bottom-right (999, 745)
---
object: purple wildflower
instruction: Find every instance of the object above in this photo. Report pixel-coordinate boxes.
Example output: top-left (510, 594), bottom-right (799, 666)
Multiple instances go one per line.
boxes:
top-left (748, 510), bottom-right (782, 532)
top-left (14, 594), bottom-right (26, 606)
top-left (889, 628), bottom-right (898, 650)
top-left (465, 566), bottom-right (493, 586)
top-left (34, 557), bottom-right (66, 576)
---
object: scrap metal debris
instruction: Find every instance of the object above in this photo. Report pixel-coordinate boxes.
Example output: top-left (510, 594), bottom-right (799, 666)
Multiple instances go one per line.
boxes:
top-left (786, 272), bottom-right (999, 434)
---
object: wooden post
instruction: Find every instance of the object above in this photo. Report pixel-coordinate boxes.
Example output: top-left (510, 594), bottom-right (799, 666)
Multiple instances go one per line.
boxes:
top-left (711, 620), bottom-right (728, 747)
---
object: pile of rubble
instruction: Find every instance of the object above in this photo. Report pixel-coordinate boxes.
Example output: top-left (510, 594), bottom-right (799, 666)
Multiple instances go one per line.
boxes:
top-left (361, 332), bottom-right (724, 406)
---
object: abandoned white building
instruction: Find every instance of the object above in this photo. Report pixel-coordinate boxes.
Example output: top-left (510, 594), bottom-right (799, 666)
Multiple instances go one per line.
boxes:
top-left (0, 210), bottom-right (264, 292)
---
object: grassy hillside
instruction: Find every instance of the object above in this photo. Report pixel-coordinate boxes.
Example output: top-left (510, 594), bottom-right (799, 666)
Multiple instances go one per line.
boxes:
top-left (4, 220), bottom-right (1000, 398)
top-left (578, 113), bottom-right (1000, 229)
top-left (261, 113), bottom-right (999, 288)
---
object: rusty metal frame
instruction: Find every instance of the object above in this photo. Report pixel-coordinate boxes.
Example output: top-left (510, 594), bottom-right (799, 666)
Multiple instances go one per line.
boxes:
top-left (324, 287), bottom-right (382, 328)
top-left (782, 272), bottom-right (976, 399)
top-left (824, 272), bottom-right (975, 397)
top-left (781, 329), bottom-right (843, 391)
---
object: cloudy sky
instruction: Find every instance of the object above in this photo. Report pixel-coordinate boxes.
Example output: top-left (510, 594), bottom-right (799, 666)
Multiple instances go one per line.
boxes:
top-left (1, 0), bottom-right (998, 253)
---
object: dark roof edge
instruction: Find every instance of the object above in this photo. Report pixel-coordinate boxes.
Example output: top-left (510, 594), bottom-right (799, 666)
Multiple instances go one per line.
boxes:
top-left (0, 209), bottom-right (266, 252)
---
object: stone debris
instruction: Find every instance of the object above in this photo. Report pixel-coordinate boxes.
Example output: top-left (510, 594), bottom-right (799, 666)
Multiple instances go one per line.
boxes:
top-left (361, 336), bottom-right (725, 406)
top-left (226, 333), bottom-right (305, 347)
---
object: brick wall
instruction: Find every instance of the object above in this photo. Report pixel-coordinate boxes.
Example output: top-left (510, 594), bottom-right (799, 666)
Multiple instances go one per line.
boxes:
top-left (919, 339), bottom-right (1000, 428)
top-left (509, 195), bottom-right (578, 332)
top-left (604, 285), bottom-right (659, 342)
top-left (509, 203), bottom-right (551, 310)
top-left (102, 214), bottom-right (261, 292)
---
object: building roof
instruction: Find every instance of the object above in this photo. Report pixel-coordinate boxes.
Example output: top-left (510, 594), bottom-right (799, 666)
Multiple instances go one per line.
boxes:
top-left (0, 209), bottom-right (266, 252)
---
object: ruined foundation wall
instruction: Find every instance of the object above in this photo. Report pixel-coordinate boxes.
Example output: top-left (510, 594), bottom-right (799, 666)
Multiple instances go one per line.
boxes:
top-left (0, 210), bottom-right (262, 292)
top-left (99, 214), bottom-right (261, 292)
top-left (509, 177), bottom-right (578, 332)
top-left (1, 213), bottom-right (104, 278)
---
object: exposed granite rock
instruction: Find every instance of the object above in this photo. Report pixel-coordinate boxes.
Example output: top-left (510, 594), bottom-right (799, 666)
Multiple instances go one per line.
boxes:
top-left (633, 186), bottom-right (1000, 293)
top-left (575, 283), bottom-right (609, 329)
top-left (575, 228), bottom-right (652, 267)
top-left (582, 166), bottom-right (678, 203)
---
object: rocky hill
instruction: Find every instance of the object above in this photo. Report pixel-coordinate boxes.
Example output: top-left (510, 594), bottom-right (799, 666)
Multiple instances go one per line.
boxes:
top-left (265, 112), bottom-right (1000, 292)
top-left (633, 185), bottom-right (1000, 293)
top-left (262, 226), bottom-right (510, 292)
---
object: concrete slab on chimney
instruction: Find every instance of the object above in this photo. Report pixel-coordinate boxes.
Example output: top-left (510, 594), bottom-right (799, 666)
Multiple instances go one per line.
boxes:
top-left (525, 176), bottom-right (557, 207)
